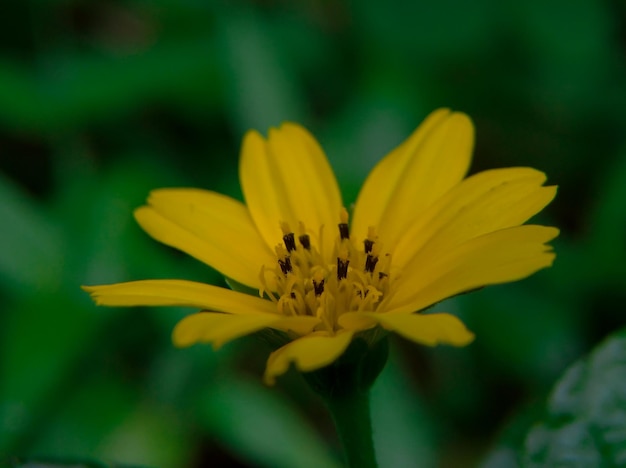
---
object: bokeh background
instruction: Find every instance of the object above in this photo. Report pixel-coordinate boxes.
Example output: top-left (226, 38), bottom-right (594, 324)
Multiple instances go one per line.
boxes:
top-left (2, 1), bottom-right (626, 467)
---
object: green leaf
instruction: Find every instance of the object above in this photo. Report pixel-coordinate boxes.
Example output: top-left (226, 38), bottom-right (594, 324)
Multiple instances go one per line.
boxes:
top-left (0, 173), bottom-right (64, 294)
top-left (198, 376), bottom-right (341, 468)
top-left (523, 328), bottom-right (626, 466)
top-left (371, 349), bottom-right (436, 467)
top-left (0, 295), bottom-right (102, 453)
top-left (215, 8), bottom-right (305, 133)
top-left (464, 285), bottom-right (582, 387)
top-left (0, 38), bottom-right (221, 133)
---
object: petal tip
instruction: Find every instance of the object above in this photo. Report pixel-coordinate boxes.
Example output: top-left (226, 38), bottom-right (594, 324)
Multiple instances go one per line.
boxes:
top-left (81, 285), bottom-right (103, 303)
top-left (133, 205), bottom-right (152, 223)
top-left (263, 373), bottom-right (277, 386)
top-left (453, 328), bottom-right (476, 347)
top-left (545, 226), bottom-right (560, 241)
top-left (172, 321), bottom-right (197, 348)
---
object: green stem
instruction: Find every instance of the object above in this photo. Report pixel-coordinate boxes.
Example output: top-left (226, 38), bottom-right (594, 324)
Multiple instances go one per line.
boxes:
top-left (325, 390), bottom-right (377, 468)
top-left (302, 337), bottom-right (388, 467)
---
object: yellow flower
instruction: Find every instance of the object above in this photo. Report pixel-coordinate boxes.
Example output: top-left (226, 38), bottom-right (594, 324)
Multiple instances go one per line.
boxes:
top-left (83, 109), bottom-right (558, 385)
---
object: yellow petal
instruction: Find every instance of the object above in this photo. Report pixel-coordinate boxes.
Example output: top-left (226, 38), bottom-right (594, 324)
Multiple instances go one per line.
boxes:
top-left (351, 109), bottom-right (473, 246)
top-left (393, 167), bottom-right (557, 270)
top-left (270, 316), bottom-right (323, 335)
top-left (240, 124), bottom-right (342, 263)
top-left (82, 279), bottom-right (277, 315)
top-left (264, 331), bottom-right (354, 385)
top-left (339, 312), bottom-right (474, 347)
top-left (135, 189), bottom-right (274, 290)
top-left (173, 312), bottom-right (281, 348)
top-left (351, 109), bottom-right (450, 241)
top-left (337, 312), bottom-right (379, 332)
top-left (386, 225), bottom-right (559, 314)
top-left (172, 313), bottom-right (320, 349)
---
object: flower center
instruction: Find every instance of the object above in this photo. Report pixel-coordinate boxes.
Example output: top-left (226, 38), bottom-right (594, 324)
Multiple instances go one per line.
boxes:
top-left (260, 209), bottom-right (391, 332)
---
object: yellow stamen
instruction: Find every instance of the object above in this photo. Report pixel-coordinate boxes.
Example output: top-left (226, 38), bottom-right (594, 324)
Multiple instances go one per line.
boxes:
top-left (340, 207), bottom-right (349, 224)
top-left (265, 212), bottom-right (395, 333)
top-left (338, 207), bottom-right (350, 240)
top-left (280, 222), bottom-right (292, 236)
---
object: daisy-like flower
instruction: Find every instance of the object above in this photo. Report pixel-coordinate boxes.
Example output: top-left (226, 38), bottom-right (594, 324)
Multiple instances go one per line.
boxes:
top-left (84, 109), bottom-right (558, 385)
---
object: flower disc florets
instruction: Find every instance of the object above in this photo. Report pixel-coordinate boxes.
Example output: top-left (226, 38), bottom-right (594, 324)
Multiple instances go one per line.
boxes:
top-left (261, 209), bottom-right (391, 333)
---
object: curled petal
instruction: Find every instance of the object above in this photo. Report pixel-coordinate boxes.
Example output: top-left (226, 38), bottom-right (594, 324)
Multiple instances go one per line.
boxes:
top-left (264, 331), bottom-right (354, 385)
top-left (173, 313), bottom-right (321, 349)
top-left (174, 313), bottom-right (281, 349)
top-left (339, 312), bottom-right (474, 347)
top-left (270, 316), bottom-right (323, 335)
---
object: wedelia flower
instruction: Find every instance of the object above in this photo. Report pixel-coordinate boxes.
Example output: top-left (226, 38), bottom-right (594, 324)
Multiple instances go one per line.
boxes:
top-left (83, 109), bottom-right (558, 384)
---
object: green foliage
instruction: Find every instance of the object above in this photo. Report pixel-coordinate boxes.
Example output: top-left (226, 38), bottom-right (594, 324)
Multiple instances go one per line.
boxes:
top-left (524, 328), bottom-right (626, 466)
top-left (199, 376), bottom-right (340, 468)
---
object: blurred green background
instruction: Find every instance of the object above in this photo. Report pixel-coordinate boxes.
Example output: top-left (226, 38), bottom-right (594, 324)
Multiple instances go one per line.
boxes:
top-left (1, 1), bottom-right (626, 467)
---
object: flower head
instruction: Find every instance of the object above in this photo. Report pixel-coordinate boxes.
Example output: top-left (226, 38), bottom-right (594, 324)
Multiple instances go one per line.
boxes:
top-left (84, 109), bottom-right (558, 384)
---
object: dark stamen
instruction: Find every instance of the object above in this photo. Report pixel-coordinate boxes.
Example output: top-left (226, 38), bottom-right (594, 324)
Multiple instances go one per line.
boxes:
top-left (338, 223), bottom-right (350, 240)
top-left (313, 279), bottom-right (325, 296)
top-left (298, 234), bottom-right (311, 250)
top-left (278, 257), bottom-right (292, 275)
top-left (283, 232), bottom-right (296, 252)
top-left (337, 258), bottom-right (349, 280)
top-left (378, 272), bottom-right (388, 280)
top-left (365, 255), bottom-right (378, 273)
top-left (364, 239), bottom-right (374, 254)
top-left (290, 292), bottom-right (296, 299)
